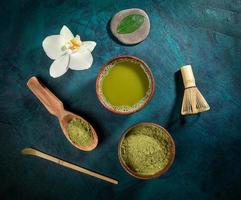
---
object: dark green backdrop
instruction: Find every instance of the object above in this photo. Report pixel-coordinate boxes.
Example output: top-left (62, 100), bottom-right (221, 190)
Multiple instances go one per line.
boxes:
top-left (0, 0), bottom-right (241, 199)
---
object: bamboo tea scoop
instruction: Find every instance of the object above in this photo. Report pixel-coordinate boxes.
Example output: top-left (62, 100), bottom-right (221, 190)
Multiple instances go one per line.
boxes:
top-left (27, 76), bottom-right (98, 151)
top-left (180, 65), bottom-right (210, 115)
top-left (22, 148), bottom-right (118, 185)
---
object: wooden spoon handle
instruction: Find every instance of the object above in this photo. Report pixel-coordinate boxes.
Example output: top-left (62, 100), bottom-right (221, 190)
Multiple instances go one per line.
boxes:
top-left (27, 76), bottom-right (64, 118)
top-left (22, 148), bottom-right (118, 185)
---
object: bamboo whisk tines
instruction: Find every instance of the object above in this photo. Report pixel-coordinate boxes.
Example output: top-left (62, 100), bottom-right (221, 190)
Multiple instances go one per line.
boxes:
top-left (180, 65), bottom-right (210, 115)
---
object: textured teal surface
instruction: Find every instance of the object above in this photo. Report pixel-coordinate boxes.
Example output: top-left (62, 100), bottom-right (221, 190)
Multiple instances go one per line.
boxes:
top-left (0, 0), bottom-right (241, 199)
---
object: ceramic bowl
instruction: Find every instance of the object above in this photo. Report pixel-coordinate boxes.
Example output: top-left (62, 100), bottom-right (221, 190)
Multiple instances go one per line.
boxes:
top-left (96, 56), bottom-right (155, 115)
top-left (118, 122), bottom-right (175, 179)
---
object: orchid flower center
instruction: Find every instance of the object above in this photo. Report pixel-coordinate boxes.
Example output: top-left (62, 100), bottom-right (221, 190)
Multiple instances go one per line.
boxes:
top-left (69, 35), bottom-right (81, 50)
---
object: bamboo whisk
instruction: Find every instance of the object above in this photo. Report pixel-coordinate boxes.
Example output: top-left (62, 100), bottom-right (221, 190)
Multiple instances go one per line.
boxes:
top-left (180, 65), bottom-right (210, 115)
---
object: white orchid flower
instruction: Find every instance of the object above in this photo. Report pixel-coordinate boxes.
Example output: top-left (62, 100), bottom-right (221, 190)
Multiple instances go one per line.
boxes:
top-left (42, 25), bottom-right (96, 78)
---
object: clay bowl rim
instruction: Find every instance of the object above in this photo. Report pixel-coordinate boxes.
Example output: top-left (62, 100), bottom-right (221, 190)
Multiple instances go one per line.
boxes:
top-left (118, 122), bottom-right (176, 179)
top-left (96, 55), bottom-right (155, 115)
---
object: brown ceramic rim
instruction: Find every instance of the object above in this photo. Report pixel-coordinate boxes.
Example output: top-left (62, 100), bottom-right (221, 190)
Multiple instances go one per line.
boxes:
top-left (96, 55), bottom-right (155, 115)
top-left (118, 122), bottom-right (176, 179)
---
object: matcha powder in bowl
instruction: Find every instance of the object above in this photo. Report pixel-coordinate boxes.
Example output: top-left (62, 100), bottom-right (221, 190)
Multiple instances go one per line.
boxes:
top-left (119, 123), bottom-right (175, 179)
top-left (67, 118), bottom-right (93, 147)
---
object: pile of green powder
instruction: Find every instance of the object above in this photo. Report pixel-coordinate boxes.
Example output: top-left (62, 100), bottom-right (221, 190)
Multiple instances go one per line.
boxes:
top-left (67, 118), bottom-right (92, 147)
top-left (121, 125), bottom-right (171, 176)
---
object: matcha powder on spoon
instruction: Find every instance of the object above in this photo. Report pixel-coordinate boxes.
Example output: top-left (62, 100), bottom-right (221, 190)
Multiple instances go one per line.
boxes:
top-left (67, 118), bottom-right (93, 147)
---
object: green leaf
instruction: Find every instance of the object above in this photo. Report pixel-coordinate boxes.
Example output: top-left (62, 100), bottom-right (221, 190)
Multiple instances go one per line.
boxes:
top-left (117, 14), bottom-right (145, 34)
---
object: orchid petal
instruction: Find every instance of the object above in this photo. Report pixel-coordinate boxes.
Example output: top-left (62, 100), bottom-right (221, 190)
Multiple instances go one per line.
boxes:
top-left (80, 41), bottom-right (96, 52)
top-left (60, 25), bottom-right (74, 41)
top-left (49, 54), bottom-right (70, 78)
top-left (69, 50), bottom-right (93, 70)
top-left (42, 35), bottom-right (65, 60)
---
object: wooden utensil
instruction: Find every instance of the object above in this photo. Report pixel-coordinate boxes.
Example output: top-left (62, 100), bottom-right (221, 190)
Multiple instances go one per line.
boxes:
top-left (27, 76), bottom-right (98, 151)
top-left (22, 148), bottom-right (118, 185)
top-left (180, 65), bottom-right (210, 115)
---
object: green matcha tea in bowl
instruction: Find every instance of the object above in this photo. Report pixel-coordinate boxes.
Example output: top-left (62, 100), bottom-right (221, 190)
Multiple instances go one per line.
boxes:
top-left (96, 56), bottom-right (155, 114)
top-left (118, 122), bottom-right (175, 179)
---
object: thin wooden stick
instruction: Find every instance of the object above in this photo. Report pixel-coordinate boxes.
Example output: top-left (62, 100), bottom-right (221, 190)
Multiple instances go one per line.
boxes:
top-left (22, 148), bottom-right (118, 185)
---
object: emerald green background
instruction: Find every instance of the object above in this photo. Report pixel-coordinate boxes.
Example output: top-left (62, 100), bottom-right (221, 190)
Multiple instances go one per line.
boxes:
top-left (0, 0), bottom-right (241, 199)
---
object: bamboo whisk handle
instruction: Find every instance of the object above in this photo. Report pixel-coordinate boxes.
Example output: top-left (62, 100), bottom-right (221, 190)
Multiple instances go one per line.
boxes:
top-left (180, 65), bottom-right (196, 88)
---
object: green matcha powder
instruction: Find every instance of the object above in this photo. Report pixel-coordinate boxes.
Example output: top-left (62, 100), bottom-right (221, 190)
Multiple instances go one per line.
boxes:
top-left (121, 125), bottom-right (171, 176)
top-left (67, 118), bottom-right (92, 147)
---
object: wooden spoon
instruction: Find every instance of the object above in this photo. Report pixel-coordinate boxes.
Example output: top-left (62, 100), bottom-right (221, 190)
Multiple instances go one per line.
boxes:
top-left (27, 76), bottom-right (98, 151)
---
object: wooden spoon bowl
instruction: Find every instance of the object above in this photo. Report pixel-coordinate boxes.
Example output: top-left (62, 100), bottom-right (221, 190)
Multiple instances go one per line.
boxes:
top-left (27, 76), bottom-right (98, 151)
top-left (60, 112), bottom-right (98, 151)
